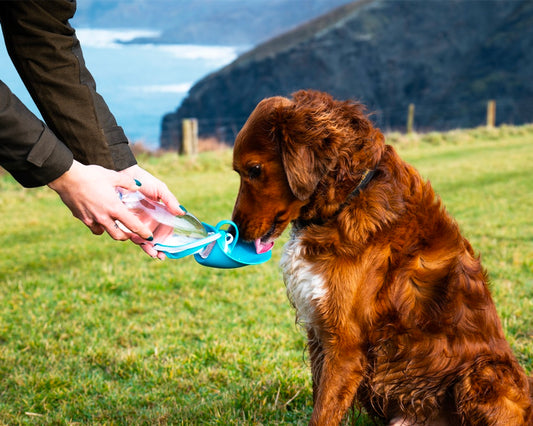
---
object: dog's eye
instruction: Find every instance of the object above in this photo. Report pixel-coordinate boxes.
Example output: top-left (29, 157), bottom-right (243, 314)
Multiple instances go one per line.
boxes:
top-left (248, 164), bottom-right (262, 180)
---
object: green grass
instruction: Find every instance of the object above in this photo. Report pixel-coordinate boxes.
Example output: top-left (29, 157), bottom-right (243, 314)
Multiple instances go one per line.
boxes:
top-left (1, 125), bottom-right (532, 425)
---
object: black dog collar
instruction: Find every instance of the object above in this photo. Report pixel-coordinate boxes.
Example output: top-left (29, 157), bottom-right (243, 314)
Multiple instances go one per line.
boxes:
top-left (294, 168), bottom-right (378, 229)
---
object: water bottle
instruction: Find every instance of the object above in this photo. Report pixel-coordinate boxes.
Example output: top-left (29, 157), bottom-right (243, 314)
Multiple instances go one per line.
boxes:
top-left (116, 189), bottom-right (208, 248)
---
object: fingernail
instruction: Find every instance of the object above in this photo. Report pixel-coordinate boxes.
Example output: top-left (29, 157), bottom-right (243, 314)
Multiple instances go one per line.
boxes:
top-left (147, 235), bottom-right (154, 241)
top-left (134, 179), bottom-right (142, 187)
top-left (179, 205), bottom-right (188, 213)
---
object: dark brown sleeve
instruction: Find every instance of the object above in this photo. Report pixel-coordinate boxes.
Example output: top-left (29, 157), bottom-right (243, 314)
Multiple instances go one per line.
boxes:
top-left (0, 0), bottom-right (136, 174)
top-left (0, 80), bottom-right (73, 187)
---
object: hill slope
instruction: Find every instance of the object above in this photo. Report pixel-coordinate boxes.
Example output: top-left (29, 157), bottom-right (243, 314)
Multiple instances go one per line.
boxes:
top-left (161, 0), bottom-right (533, 148)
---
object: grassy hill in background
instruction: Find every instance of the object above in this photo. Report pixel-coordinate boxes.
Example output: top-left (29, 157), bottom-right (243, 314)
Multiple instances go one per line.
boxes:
top-left (1, 125), bottom-right (531, 424)
top-left (164, 0), bottom-right (533, 148)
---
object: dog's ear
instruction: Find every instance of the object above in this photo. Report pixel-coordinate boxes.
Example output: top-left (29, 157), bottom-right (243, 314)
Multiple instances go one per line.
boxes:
top-left (273, 92), bottom-right (336, 201)
top-left (279, 133), bottom-right (331, 201)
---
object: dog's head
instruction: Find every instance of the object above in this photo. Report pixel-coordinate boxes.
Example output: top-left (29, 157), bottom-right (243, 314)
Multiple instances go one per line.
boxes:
top-left (231, 90), bottom-right (384, 253)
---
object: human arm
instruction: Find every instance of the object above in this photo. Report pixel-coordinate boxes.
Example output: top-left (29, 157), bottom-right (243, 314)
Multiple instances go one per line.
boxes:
top-left (0, 0), bottom-right (135, 172)
top-left (0, 80), bottom-right (73, 187)
top-left (0, 79), bottom-right (155, 244)
top-left (0, 1), bottom-right (182, 258)
top-left (0, 81), bottom-right (178, 256)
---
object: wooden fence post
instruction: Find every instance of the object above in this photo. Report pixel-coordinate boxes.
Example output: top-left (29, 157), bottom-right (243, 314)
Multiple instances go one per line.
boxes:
top-left (486, 100), bottom-right (496, 128)
top-left (191, 118), bottom-right (198, 155)
top-left (407, 103), bottom-right (415, 134)
top-left (182, 118), bottom-right (198, 156)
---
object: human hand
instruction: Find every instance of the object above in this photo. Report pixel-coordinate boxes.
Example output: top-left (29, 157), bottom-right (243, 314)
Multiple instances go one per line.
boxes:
top-left (119, 164), bottom-right (182, 215)
top-left (48, 159), bottom-right (154, 246)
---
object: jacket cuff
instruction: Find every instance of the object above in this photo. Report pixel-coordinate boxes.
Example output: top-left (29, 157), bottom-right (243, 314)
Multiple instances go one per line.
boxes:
top-left (104, 125), bottom-right (137, 171)
top-left (10, 127), bottom-right (74, 188)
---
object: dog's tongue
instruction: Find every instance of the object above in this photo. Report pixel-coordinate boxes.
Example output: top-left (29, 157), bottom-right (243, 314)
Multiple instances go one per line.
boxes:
top-left (254, 239), bottom-right (274, 254)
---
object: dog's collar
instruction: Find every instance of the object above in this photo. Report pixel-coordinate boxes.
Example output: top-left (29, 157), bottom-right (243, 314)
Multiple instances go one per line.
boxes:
top-left (294, 168), bottom-right (378, 229)
top-left (342, 168), bottom-right (377, 207)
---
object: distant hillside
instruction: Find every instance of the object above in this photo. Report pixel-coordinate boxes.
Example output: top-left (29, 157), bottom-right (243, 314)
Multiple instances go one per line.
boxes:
top-left (161, 0), bottom-right (533, 148)
top-left (73, 0), bottom-right (353, 45)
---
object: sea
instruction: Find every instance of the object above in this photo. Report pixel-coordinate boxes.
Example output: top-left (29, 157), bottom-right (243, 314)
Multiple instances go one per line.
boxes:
top-left (0, 28), bottom-right (242, 150)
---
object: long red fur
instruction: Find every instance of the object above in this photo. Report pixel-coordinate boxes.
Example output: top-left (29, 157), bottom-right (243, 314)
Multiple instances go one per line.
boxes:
top-left (231, 90), bottom-right (532, 425)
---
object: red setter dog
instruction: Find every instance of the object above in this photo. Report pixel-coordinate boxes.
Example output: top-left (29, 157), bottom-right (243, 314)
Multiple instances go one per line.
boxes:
top-left (231, 90), bottom-right (532, 425)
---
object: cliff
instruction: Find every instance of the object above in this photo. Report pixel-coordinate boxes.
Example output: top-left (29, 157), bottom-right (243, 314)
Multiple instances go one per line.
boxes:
top-left (161, 0), bottom-right (533, 148)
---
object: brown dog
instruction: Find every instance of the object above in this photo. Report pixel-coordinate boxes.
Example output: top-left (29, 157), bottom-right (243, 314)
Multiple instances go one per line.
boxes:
top-left (231, 90), bottom-right (532, 425)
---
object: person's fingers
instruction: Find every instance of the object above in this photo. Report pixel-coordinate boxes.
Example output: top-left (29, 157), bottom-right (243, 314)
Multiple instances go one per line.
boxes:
top-left (118, 165), bottom-right (182, 215)
top-left (136, 184), bottom-right (183, 216)
top-left (132, 234), bottom-right (167, 259)
top-left (114, 172), bottom-right (142, 193)
top-left (157, 189), bottom-right (183, 215)
top-left (130, 234), bottom-right (146, 245)
top-left (139, 243), bottom-right (160, 258)
top-left (152, 223), bottom-right (173, 243)
top-left (113, 204), bottom-right (153, 241)
top-left (147, 182), bottom-right (182, 215)
top-left (131, 238), bottom-right (160, 258)
top-left (89, 223), bottom-right (105, 235)
top-left (100, 220), bottom-right (131, 241)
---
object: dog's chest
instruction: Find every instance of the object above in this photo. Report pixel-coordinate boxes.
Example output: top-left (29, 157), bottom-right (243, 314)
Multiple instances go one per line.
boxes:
top-left (280, 234), bottom-right (328, 326)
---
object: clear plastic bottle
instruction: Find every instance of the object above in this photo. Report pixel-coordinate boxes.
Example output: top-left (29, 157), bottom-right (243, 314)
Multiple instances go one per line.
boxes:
top-left (117, 189), bottom-right (208, 248)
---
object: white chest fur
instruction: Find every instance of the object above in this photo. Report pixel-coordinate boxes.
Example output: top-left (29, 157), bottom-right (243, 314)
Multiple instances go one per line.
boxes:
top-left (280, 234), bottom-right (328, 326)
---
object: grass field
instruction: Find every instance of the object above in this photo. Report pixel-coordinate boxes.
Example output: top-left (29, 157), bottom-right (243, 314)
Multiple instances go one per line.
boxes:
top-left (1, 125), bottom-right (532, 425)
